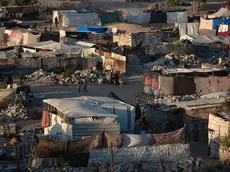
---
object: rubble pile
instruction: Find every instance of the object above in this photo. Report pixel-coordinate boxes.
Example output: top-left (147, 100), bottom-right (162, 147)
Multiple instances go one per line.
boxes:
top-left (0, 94), bottom-right (28, 122)
top-left (25, 69), bottom-right (107, 85)
top-left (34, 158), bottom-right (210, 172)
top-left (25, 69), bottom-right (56, 84)
top-left (151, 94), bottom-right (199, 104)
top-left (165, 53), bottom-right (198, 64)
top-left (151, 65), bottom-right (167, 72)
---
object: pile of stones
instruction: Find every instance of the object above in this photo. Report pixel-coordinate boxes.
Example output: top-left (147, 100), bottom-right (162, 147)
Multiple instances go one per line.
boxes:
top-left (25, 69), bottom-right (107, 85)
top-left (0, 93), bottom-right (28, 122)
top-left (147, 94), bottom-right (199, 104)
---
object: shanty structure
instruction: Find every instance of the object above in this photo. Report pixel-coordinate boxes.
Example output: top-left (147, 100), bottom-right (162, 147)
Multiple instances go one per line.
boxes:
top-left (208, 113), bottom-right (230, 158)
top-left (180, 35), bottom-right (230, 44)
top-left (165, 9), bottom-right (188, 24)
top-left (42, 96), bottom-right (135, 140)
top-left (0, 5), bottom-right (39, 17)
top-left (4, 29), bottom-right (41, 46)
top-left (52, 10), bottom-right (101, 27)
top-left (208, 7), bottom-right (230, 19)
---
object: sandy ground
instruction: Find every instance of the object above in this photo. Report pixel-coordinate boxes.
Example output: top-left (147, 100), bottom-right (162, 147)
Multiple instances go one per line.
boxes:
top-left (31, 74), bottom-right (145, 106)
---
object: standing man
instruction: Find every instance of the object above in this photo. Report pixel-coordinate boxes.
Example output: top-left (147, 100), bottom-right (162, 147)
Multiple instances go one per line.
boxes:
top-left (55, 17), bottom-right (59, 28)
top-left (78, 81), bottom-right (81, 93)
top-left (135, 94), bottom-right (142, 122)
top-left (83, 80), bottom-right (88, 93)
top-left (6, 76), bottom-right (13, 89)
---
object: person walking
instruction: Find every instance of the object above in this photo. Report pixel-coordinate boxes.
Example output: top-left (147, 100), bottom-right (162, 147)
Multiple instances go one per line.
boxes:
top-left (83, 80), bottom-right (88, 93)
top-left (78, 81), bottom-right (81, 93)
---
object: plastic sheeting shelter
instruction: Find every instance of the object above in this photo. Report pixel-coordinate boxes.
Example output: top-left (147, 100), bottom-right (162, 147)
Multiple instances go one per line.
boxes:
top-left (180, 34), bottom-right (230, 44)
top-left (167, 11), bottom-right (188, 23)
top-left (199, 17), bottom-right (213, 30)
top-left (22, 40), bottom-right (83, 55)
top-left (212, 18), bottom-right (230, 30)
top-left (208, 7), bottom-right (230, 19)
top-left (43, 96), bottom-right (135, 132)
top-left (126, 11), bottom-right (151, 24)
top-left (62, 12), bottom-right (101, 27)
top-left (99, 11), bottom-right (123, 25)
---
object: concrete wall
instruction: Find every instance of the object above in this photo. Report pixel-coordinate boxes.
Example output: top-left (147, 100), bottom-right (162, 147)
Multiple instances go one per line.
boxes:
top-left (89, 144), bottom-right (190, 165)
top-left (194, 76), bottom-right (230, 95)
top-left (160, 75), bottom-right (230, 96)
top-left (208, 113), bottom-right (230, 158)
top-left (174, 77), bottom-right (195, 95)
top-left (219, 146), bottom-right (230, 162)
top-left (159, 75), bottom-right (174, 95)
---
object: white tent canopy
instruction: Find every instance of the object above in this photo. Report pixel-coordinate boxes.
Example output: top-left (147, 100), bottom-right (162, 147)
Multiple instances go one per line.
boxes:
top-left (208, 7), bottom-right (230, 19)
top-left (180, 34), bottom-right (230, 44)
top-left (43, 97), bottom-right (117, 118)
top-left (44, 96), bottom-right (135, 131)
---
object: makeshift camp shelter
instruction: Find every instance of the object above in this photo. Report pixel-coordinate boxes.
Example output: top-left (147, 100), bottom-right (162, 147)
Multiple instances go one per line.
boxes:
top-left (22, 40), bottom-right (83, 54)
top-left (208, 7), bottom-right (230, 19)
top-left (5, 29), bottom-right (41, 46)
top-left (42, 96), bottom-right (135, 140)
top-left (166, 10), bottom-right (188, 24)
top-left (126, 11), bottom-right (151, 24)
top-left (199, 17), bottom-right (213, 30)
top-left (52, 10), bottom-right (101, 27)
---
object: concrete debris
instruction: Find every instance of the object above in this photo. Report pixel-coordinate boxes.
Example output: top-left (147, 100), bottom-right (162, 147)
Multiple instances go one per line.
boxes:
top-left (151, 94), bottom-right (199, 104)
top-left (25, 69), bottom-right (56, 84)
top-left (0, 93), bottom-right (28, 122)
top-left (34, 158), bottom-right (206, 172)
top-left (25, 69), bottom-right (107, 85)
top-left (165, 53), bottom-right (198, 64)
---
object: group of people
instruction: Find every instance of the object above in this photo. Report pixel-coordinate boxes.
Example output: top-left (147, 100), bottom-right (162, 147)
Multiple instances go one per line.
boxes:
top-left (77, 80), bottom-right (88, 93)
top-left (105, 70), bottom-right (120, 85)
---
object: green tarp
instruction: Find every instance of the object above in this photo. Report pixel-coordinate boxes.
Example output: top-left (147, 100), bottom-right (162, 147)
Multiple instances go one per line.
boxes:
top-left (100, 11), bottom-right (123, 25)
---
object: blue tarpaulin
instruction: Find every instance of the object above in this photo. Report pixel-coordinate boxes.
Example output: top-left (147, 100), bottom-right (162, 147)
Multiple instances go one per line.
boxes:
top-left (212, 18), bottom-right (230, 30)
top-left (77, 26), bottom-right (107, 33)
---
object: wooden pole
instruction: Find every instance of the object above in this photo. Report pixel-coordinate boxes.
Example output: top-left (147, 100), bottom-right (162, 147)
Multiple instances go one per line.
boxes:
top-left (14, 143), bottom-right (20, 172)
top-left (160, 159), bottom-right (166, 172)
top-left (109, 143), bottom-right (114, 172)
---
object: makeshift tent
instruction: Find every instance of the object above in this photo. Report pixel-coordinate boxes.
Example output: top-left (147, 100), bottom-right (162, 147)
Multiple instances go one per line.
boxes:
top-left (99, 11), bottom-right (123, 25)
top-left (62, 12), bottom-right (101, 27)
top-left (0, 50), bottom-right (16, 59)
top-left (178, 23), bottom-right (199, 36)
top-left (6, 29), bottom-right (23, 46)
top-left (208, 7), bottom-right (230, 19)
top-left (150, 11), bottom-right (167, 23)
top-left (212, 18), bottom-right (230, 30)
top-left (199, 17), bottom-right (213, 30)
top-left (126, 11), bottom-right (151, 24)
top-left (52, 10), bottom-right (76, 24)
top-left (218, 24), bottom-right (229, 36)
top-left (77, 26), bottom-right (107, 33)
top-left (43, 96), bottom-right (135, 133)
top-left (167, 11), bottom-right (188, 23)
top-left (187, 23), bottom-right (199, 35)
top-left (180, 34), bottom-right (230, 44)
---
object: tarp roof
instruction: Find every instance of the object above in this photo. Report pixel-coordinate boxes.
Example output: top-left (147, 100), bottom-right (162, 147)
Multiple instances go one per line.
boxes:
top-left (43, 97), bottom-right (120, 118)
top-left (23, 40), bottom-right (84, 53)
top-left (208, 7), bottom-right (230, 19)
top-left (43, 96), bottom-right (134, 118)
top-left (180, 34), bottom-right (230, 44)
top-left (165, 68), bottom-right (223, 74)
